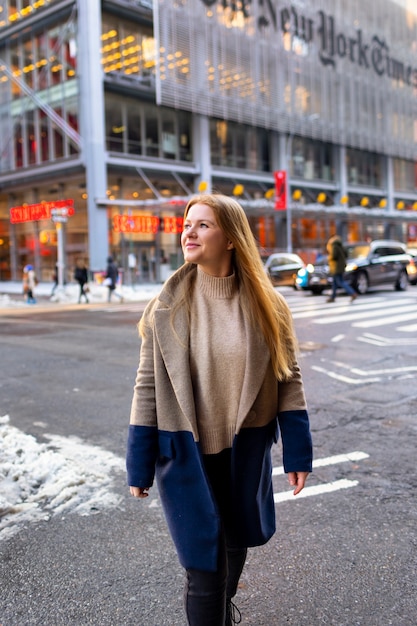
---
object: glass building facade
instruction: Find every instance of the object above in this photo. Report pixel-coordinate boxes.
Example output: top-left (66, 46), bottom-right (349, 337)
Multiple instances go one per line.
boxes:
top-left (0, 0), bottom-right (416, 282)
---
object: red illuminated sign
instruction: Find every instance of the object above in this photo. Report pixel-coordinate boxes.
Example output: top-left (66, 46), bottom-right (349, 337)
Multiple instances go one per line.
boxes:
top-left (113, 214), bottom-right (183, 234)
top-left (10, 199), bottom-right (75, 224)
top-left (273, 171), bottom-right (287, 210)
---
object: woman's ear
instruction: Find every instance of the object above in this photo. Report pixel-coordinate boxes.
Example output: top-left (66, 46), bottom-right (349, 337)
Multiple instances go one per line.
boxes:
top-left (227, 241), bottom-right (234, 250)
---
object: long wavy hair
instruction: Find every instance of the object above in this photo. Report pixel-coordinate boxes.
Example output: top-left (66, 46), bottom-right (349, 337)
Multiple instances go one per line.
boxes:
top-left (169, 193), bottom-right (297, 381)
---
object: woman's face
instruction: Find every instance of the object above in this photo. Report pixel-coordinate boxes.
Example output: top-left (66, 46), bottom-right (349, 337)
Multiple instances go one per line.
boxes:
top-left (181, 203), bottom-right (234, 276)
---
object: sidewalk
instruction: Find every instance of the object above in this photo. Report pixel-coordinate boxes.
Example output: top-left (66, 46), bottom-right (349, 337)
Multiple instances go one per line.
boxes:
top-left (0, 280), bottom-right (163, 310)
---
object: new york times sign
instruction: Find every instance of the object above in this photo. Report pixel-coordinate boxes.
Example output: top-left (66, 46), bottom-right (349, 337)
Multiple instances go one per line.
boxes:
top-left (199, 0), bottom-right (417, 89)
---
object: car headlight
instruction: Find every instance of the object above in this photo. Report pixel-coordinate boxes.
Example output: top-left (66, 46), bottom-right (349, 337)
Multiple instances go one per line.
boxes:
top-left (345, 263), bottom-right (358, 272)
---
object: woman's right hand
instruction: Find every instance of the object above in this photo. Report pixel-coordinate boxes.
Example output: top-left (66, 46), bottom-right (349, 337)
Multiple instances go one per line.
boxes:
top-left (130, 486), bottom-right (150, 498)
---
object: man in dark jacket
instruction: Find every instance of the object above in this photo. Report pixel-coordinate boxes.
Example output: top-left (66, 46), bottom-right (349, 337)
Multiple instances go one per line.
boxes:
top-left (74, 259), bottom-right (89, 303)
top-left (326, 235), bottom-right (357, 302)
top-left (105, 256), bottom-right (123, 302)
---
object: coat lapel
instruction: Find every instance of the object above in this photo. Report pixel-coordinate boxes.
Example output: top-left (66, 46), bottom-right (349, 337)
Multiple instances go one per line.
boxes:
top-left (236, 314), bottom-right (271, 432)
top-left (154, 305), bottom-right (198, 436)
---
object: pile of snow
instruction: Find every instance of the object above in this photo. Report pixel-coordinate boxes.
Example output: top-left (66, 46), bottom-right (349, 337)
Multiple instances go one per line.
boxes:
top-left (0, 415), bottom-right (125, 541)
top-left (0, 281), bottom-right (163, 308)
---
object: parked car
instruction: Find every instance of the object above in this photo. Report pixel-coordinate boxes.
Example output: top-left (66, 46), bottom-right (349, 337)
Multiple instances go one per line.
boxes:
top-left (297, 240), bottom-right (411, 295)
top-left (406, 248), bottom-right (417, 285)
top-left (264, 252), bottom-right (305, 288)
top-left (296, 261), bottom-right (332, 294)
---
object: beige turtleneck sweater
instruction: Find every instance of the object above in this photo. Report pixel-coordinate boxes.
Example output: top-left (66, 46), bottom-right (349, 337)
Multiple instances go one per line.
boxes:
top-left (189, 266), bottom-right (247, 455)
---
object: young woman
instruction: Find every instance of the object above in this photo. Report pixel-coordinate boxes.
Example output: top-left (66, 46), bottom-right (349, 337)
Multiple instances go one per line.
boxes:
top-left (126, 194), bottom-right (313, 626)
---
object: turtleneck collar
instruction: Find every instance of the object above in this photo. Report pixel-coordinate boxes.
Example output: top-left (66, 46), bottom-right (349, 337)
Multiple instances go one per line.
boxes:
top-left (196, 265), bottom-right (237, 299)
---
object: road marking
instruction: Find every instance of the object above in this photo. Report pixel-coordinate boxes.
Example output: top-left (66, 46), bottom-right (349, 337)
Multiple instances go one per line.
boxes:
top-left (292, 298), bottom-right (400, 320)
top-left (353, 310), bottom-right (417, 328)
top-left (358, 332), bottom-right (417, 346)
top-left (311, 359), bottom-right (417, 383)
top-left (274, 479), bottom-right (359, 503)
top-left (331, 334), bottom-right (345, 342)
top-left (398, 323), bottom-right (417, 332)
top-left (272, 450), bottom-right (369, 476)
top-left (314, 303), bottom-right (416, 324)
top-left (311, 364), bottom-right (380, 384)
top-left (273, 451), bottom-right (368, 502)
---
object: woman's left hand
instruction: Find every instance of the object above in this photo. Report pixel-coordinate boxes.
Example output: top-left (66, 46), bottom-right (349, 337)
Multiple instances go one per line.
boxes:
top-left (288, 471), bottom-right (309, 495)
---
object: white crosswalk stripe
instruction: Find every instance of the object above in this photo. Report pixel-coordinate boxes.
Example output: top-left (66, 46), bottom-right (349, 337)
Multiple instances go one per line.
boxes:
top-left (272, 451), bottom-right (369, 503)
top-left (285, 291), bottom-right (417, 331)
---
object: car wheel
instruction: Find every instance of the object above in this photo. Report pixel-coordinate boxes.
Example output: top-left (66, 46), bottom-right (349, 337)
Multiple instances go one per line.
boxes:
top-left (310, 287), bottom-right (324, 295)
top-left (354, 271), bottom-right (368, 294)
top-left (395, 270), bottom-right (408, 291)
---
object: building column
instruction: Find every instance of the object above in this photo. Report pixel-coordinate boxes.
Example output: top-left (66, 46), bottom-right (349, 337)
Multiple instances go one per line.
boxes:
top-left (337, 145), bottom-right (348, 203)
top-left (272, 133), bottom-right (286, 250)
top-left (386, 155), bottom-right (394, 211)
top-left (77, 0), bottom-right (108, 272)
top-left (192, 114), bottom-right (212, 192)
top-left (384, 156), bottom-right (396, 238)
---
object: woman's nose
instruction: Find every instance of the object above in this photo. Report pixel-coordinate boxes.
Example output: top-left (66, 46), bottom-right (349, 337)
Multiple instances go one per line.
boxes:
top-left (186, 226), bottom-right (197, 237)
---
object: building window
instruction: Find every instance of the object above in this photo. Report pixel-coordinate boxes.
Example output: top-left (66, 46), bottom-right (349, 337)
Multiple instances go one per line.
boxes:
top-left (210, 119), bottom-right (271, 171)
top-left (105, 95), bottom-right (192, 162)
top-left (290, 136), bottom-right (334, 181)
top-left (346, 149), bottom-right (382, 187)
top-left (0, 16), bottom-right (79, 172)
top-left (101, 14), bottom-right (155, 80)
top-left (0, 1), bottom-right (58, 30)
top-left (393, 158), bottom-right (417, 192)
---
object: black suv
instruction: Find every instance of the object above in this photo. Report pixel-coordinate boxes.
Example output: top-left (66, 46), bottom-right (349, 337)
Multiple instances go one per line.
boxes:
top-left (299, 240), bottom-right (411, 295)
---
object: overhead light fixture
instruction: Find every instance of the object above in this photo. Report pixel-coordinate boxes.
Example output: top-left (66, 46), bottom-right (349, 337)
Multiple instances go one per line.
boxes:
top-left (233, 184), bottom-right (244, 196)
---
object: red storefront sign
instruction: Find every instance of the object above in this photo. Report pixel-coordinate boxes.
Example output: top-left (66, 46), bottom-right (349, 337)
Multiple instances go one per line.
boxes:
top-left (113, 214), bottom-right (184, 234)
top-left (10, 199), bottom-right (75, 224)
top-left (273, 171), bottom-right (287, 210)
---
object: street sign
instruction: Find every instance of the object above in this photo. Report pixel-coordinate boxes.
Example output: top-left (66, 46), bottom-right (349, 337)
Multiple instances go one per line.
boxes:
top-left (273, 171), bottom-right (287, 210)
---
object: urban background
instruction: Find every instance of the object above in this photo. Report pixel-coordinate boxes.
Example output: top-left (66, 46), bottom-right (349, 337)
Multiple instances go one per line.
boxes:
top-left (0, 0), bottom-right (416, 285)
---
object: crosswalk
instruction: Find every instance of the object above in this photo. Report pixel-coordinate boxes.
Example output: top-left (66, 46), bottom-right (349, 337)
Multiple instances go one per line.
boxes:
top-left (92, 288), bottom-right (417, 333)
top-left (286, 291), bottom-right (417, 333)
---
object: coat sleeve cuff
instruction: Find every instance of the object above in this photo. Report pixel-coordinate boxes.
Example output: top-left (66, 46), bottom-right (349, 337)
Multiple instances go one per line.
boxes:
top-left (126, 424), bottom-right (158, 487)
top-left (277, 409), bottom-right (313, 473)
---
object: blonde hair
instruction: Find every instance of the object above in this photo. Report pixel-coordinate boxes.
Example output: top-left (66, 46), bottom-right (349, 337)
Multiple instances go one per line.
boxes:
top-left (181, 194), bottom-right (298, 380)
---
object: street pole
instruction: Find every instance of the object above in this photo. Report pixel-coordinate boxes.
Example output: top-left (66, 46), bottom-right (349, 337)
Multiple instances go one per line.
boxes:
top-left (51, 207), bottom-right (70, 297)
top-left (56, 223), bottom-right (65, 288)
top-left (286, 134), bottom-right (293, 253)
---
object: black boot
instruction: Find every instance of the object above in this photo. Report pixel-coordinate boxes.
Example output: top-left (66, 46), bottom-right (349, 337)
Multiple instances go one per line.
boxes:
top-left (225, 599), bottom-right (242, 625)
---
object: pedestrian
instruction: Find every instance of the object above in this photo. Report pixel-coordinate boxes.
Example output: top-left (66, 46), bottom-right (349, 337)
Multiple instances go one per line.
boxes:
top-left (104, 256), bottom-right (123, 302)
top-left (326, 235), bottom-right (357, 302)
top-left (126, 193), bottom-right (313, 626)
top-left (22, 264), bottom-right (37, 304)
top-left (74, 259), bottom-right (89, 303)
top-left (50, 263), bottom-right (59, 296)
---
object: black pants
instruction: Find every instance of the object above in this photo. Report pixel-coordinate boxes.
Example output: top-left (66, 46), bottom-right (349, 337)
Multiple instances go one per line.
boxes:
top-left (78, 283), bottom-right (88, 302)
top-left (184, 449), bottom-right (247, 626)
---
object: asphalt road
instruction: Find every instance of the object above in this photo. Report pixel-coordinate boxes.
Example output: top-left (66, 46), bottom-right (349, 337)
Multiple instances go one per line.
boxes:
top-left (1, 290), bottom-right (417, 625)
